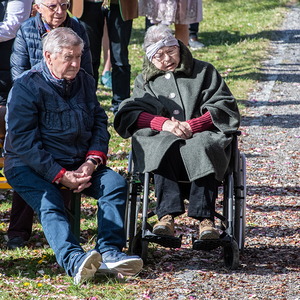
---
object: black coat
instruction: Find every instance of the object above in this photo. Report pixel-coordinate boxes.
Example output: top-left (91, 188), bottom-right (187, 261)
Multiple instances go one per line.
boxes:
top-left (0, 0), bottom-right (15, 104)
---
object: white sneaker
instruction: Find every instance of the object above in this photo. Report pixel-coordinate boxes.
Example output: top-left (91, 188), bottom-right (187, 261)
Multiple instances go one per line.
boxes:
top-left (73, 250), bottom-right (102, 285)
top-left (97, 250), bottom-right (143, 276)
top-left (96, 262), bottom-right (118, 275)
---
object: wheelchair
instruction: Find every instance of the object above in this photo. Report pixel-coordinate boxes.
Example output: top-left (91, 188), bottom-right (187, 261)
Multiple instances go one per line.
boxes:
top-left (124, 131), bottom-right (246, 270)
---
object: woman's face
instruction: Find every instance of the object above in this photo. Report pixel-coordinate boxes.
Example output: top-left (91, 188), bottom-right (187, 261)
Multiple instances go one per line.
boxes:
top-left (151, 46), bottom-right (180, 72)
top-left (35, 0), bottom-right (69, 29)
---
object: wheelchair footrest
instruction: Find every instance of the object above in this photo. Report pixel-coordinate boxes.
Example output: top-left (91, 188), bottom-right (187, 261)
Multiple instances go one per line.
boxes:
top-left (192, 235), bottom-right (232, 251)
top-left (142, 229), bottom-right (182, 248)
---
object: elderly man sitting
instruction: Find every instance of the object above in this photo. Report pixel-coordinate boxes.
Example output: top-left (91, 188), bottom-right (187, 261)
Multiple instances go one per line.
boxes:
top-left (4, 27), bottom-right (142, 285)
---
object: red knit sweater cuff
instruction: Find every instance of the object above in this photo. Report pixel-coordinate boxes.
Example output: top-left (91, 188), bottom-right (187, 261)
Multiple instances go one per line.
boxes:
top-left (86, 151), bottom-right (107, 165)
top-left (186, 111), bottom-right (215, 134)
top-left (137, 112), bottom-right (168, 131)
top-left (52, 168), bottom-right (66, 184)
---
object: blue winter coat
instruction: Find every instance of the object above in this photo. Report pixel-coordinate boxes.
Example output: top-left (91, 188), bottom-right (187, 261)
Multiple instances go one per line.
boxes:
top-left (4, 60), bottom-right (109, 183)
top-left (10, 12), bottom-right (92, 82)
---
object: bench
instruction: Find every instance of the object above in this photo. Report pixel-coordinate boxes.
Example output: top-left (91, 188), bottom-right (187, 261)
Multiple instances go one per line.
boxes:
top-left (0, 157), bottom-right (82, 242)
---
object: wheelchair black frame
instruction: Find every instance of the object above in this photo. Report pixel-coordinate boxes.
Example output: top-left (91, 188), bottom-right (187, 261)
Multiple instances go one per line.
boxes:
top-left (125, 131), bottom-right (246, 269)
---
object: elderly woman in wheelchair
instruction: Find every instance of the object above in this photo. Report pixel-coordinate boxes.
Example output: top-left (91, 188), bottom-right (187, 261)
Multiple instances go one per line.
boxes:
top-left (114, 24), bottom-right (240, 244)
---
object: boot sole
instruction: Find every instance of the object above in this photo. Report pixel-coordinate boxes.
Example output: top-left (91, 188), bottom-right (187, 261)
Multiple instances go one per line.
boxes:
top-left (199, 230), bottom-right (220, 240)
top-left (152, 226), bottom-right (174, 236)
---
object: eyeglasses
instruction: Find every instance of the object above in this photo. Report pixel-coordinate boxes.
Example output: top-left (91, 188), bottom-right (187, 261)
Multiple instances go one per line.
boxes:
top-left (41, 2), bottom-right (70, 13)
top-left (152, 46), bottom-right (178, 62)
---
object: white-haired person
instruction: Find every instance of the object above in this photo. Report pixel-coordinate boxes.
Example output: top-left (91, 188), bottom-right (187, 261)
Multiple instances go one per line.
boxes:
top-left (7, 0), bottom-right (93, 250)
top-left (114, 24), bottom-right (240, 240)
top-left (5, 27), bottom-right (143, 284)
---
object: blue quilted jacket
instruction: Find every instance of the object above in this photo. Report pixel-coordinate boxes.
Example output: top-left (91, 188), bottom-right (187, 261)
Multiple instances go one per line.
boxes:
top-left (4, 60), bottom-right (109, 183)
top-left (10, 12), bottom-right (93, 82)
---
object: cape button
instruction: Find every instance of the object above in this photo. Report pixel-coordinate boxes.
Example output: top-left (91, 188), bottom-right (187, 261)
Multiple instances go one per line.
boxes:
top-left (165, 73), bottom-right (171, 79)
top-left (169, 92), bottom-right (176, 98)
top-left (173, 110), bottom-right (180, 115)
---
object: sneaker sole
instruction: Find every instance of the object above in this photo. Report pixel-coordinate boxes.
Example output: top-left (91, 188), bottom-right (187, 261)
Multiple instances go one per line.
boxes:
top-left (95, 262), bottom-right (118, 275)
top-left (74, 251), bottom-right (102, 285)
top-left (105, 258), bottom-right (143, 276)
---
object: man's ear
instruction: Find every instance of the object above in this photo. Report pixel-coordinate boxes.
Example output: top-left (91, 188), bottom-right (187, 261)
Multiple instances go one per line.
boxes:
top-left (44, 51), bottom-right (52, 65)
top-left (34, 3), bottom-right (42, 14)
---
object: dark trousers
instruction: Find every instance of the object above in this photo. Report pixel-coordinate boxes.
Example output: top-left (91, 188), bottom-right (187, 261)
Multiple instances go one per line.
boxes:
top-left (189, 23), bottom-right (199, 39)
top-left (145, 17), bottom-right (152, 31)
top-left (7, 192), bottom-right (34, 240)
top-left (8, 190), bottom-right (71, 241)
top-left (80, 2), bottom-right (132, 114)
top-left (0, 39), bottom-right (14, 105)
top-left (154, 142), bottom-right (217, 221)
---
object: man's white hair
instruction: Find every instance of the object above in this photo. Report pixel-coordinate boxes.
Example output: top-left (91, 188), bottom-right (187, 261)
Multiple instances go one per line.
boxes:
top-left (42, 27), bottom-right (84, 59)
top-left (34, 0), bottom-right (46, 5)
top-left (35, 0), bottom-right (70, 6)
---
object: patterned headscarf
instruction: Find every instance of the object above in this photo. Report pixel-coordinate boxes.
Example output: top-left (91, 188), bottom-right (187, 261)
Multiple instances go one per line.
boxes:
top-left (146, 35), bottom-right (179, 62)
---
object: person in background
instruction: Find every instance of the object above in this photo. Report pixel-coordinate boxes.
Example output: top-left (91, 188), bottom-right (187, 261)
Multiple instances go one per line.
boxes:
top-left (10, 0), bottom-right (92, 80)
top-left (188, 22), bottom-right (205, 49)
top-left (145, 18), bottom-right (205, 50)
top-left (100, 18), bottom-right (112, 90)
top-left (71, 0), bottom-right (138, 114)
top-left (114, 24), bottom-right (240, 240)
top-left (7, 0), bottom-right (93, 250)
top-left (4, 27), bottom-right (143, 283)
top-left (0, 0), bottom-right (32, 146)
top-left (139, 0), bottom-right (203, 46)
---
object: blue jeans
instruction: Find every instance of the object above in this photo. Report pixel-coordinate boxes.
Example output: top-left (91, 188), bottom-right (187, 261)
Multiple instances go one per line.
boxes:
top-left (80, 2), bottom-right (132, 114)
top-left (5, 165), bottom-right (128, 276)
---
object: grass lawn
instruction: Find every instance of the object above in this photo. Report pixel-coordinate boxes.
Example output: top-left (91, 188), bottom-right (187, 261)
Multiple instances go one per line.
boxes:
top-left (0, 0), bottom-right (295, 298)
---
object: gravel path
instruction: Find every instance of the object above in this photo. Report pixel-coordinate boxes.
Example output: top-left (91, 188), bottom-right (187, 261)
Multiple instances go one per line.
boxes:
top-left (133, 4), bottom-right (300, 299)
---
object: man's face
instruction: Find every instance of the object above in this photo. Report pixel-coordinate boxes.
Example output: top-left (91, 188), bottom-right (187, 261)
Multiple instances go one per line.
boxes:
top-left (46, 45), bottom-right (82, 80)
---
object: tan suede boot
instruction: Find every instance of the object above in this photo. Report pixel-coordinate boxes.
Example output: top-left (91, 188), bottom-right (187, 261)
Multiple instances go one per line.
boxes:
top-left (153, 214), bottom-right (174, 236)
top-left (199, 219), bottom-right (220, 240)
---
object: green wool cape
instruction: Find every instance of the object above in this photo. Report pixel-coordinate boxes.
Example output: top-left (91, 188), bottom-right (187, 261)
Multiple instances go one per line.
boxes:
top-left (114, 41), bottom-right (240, 182)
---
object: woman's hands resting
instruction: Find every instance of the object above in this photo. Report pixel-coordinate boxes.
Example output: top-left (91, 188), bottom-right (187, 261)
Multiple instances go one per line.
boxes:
top-left (162, 116), bottom-right (192, 139)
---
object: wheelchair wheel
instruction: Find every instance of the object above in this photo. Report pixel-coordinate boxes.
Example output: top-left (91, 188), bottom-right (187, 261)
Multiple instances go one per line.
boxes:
top-left (223, 239), bottom-right (239, 269)
top-left (131, 230), bottom-right (149, 263)
top-left (234, 152), bottom-right (246, 253)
